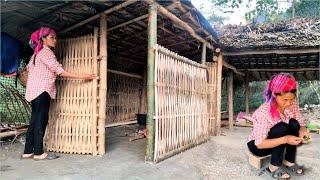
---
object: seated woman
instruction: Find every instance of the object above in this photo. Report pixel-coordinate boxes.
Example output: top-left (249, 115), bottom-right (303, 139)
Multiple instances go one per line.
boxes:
top-left (247, 73), bottom-right (310, 179)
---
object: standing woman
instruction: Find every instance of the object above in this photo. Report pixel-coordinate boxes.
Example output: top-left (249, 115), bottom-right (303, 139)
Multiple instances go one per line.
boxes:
top-left (21, 27), bottom-right (96, 160)
top-left (247, 73), bottom-right (310, 179)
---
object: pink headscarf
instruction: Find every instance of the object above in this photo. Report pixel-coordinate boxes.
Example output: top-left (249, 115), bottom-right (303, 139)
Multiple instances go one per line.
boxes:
top-left (29, 27), bottom-right (56, 56)
top-left (263, 73), bottom-right (298, 120)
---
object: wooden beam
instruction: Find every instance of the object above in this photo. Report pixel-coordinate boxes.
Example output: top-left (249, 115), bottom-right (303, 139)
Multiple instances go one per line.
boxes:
top-left (245, 72), bottom-right (250, 114)
top-left (228, 71), bottom-right (234, 131)
top-left (201, 42), bottom-right (206, 64)
top-left (150, 1), bottom-right (213, 50)
top-left (216, 51), bottom-right (223, 135)
top-left (222, 60), bottom-right (245, 76)
top-left (108, 14), bottom-right (148, 31)
top-left (239, 68), bottom-right (320, 72)
top-left (146, 2), bottom-right (157, 162)
top-left (60, 0), bottom-right (138, 33)
top-left (222, 48), bottom-right (320, 56)
top-left (107, 69), bottom-right (142, 79)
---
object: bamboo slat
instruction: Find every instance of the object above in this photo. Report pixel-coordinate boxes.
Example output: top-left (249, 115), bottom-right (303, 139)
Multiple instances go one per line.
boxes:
top-left (153, 45), bottom-right (209, 162)
top-left (45, 33), bottom-right (99, 155)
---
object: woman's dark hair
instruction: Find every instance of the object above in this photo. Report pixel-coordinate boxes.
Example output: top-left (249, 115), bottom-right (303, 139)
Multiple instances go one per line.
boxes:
top-left (274, 89), bottom-right (297, 96)
top-left (33, 35), bottom-right (47, 65)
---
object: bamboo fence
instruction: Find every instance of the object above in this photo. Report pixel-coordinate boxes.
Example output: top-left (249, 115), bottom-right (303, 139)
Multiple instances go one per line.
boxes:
top-left (45, 32), bottom-right (99, 155)
top-left (106, 73), bottom-right (141, 125)
top-left (153, 45), bottom-right (209, 162)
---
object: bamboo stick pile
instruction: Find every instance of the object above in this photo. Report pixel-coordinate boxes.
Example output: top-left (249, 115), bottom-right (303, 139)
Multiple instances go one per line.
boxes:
top-left (153, 45), bottom-right (209, 162)
top-left (45, 33), bottom-right (99, 155)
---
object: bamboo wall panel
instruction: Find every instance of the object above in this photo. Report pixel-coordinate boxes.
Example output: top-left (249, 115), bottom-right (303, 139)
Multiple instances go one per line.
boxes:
top-left (46, 33), bottom-right (99, 155)
top-left (106, 73), bottom-right (141, 125)
top-left (207, 62), bottom-right (217, 135)
top-left (154, 45), bottom-right (209, 162)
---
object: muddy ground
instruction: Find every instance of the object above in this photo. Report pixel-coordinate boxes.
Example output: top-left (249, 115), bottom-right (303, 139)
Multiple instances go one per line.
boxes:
top-left (1, 125), bottom-right (319, 180)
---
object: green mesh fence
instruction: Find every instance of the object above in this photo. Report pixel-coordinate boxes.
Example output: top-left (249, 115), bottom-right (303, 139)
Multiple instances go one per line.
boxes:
top-left (0, 61), bottom-right (30, 125)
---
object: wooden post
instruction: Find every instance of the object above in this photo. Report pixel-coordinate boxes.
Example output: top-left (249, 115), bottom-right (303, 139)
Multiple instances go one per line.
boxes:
top-left (92, 28), bottom-right (99, 156)
top-left (228, 71), bottom-right (234, 131)
top-left (98, 13), bottom-right (107, 155)
top-left (245, 72), bottom-right (250, 114)
top-left (201, 42), bottom-right (206, 64)
top-left (216, 50), bottom-right (223, 135)
top-left (145, 2), bottom-right (157, 162)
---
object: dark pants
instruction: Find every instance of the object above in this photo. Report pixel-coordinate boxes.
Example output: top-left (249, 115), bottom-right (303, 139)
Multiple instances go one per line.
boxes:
top-left (24, 92), bottom-right (51, 155)
top-left (247, 119), bottom-right (300, 166)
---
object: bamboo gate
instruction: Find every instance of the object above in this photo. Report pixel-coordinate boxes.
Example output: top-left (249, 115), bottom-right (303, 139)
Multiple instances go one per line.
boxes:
top-left (46, 32), bottom-right (101, 155)
top-left (153, 45), bottom-right (209, 162)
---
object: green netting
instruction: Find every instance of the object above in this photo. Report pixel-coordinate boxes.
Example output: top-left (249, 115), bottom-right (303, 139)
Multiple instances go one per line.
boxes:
top-left (0, 61), bottom-right (30, 125)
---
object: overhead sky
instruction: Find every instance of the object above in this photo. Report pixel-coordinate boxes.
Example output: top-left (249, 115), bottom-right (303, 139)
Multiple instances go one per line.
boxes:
top-left (191, 0), bottom-right (292, 25)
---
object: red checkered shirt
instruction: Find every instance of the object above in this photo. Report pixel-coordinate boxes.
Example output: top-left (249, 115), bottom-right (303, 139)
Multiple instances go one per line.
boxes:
top-left (248, 102), bottom-right (305, 145)
top-left (25, 46), bottom-right (64, 102)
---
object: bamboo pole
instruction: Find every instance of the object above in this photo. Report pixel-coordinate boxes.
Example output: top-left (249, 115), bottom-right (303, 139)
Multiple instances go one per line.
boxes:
top-left (98, 13), bottom-right (107, 155)
top-left (245, 72), bottom-right (250, 114)
top-left (145, 2), bottom-right (157, 162)
top-left (201, 42), bottom-right (206, 64)
top-left (228, 71), bottom-right (234, 131)
top-left (216, 51), bottom-right (223, 135)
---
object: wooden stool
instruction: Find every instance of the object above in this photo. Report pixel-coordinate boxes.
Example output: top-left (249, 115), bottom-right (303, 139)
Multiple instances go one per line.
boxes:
top-left (248, 152), bottom-right (271, 169)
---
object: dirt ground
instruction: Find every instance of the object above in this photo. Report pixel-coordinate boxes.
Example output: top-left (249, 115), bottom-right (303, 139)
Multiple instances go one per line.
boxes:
top-left (1, 125), bottom-right (319, 180)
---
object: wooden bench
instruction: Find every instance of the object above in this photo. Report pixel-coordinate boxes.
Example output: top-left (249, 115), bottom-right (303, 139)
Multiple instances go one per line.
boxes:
top-left (248, 152), bottom-right (271, 169)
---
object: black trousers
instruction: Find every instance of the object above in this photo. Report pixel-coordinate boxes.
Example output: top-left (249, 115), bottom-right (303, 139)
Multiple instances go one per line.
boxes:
top-left (247, 119), bottom-right (300, 166)
top-left (24, 92), bottom-right (51, 155)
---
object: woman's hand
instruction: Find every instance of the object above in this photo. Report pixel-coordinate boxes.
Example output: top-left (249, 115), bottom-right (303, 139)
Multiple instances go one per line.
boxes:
top-left (285, 135), bottom-right (302, 145)
top-left (79, 73), bottom-right (97, 80)
top-left (299, 127), bottom-right (311, 143)
top-left (60, 71), bottom-right (97, 80)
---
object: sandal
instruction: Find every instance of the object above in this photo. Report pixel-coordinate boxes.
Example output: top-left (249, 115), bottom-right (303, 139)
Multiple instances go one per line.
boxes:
top-left (33, 152), bottom-right (59, 161)
top-left (20, 153), bottom-right (33, 159)
top-left (283, 164), bottom-right (305, 176)
top-left (265, 167), bottom-right (291, 179)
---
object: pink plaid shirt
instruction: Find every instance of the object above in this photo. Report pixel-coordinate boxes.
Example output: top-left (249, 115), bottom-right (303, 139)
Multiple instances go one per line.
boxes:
top-left (25, 46), bottom-right (64, 102)
top-left (248, 102), bottom-right (305, 145)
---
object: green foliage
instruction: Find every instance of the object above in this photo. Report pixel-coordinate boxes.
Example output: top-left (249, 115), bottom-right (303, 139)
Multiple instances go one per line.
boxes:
top-left (284, 0), bottom-right (320, 18)
top-left (206, 0), bottom-right (320, 24)
top-left (223, 80), bottom-right (320, 115)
